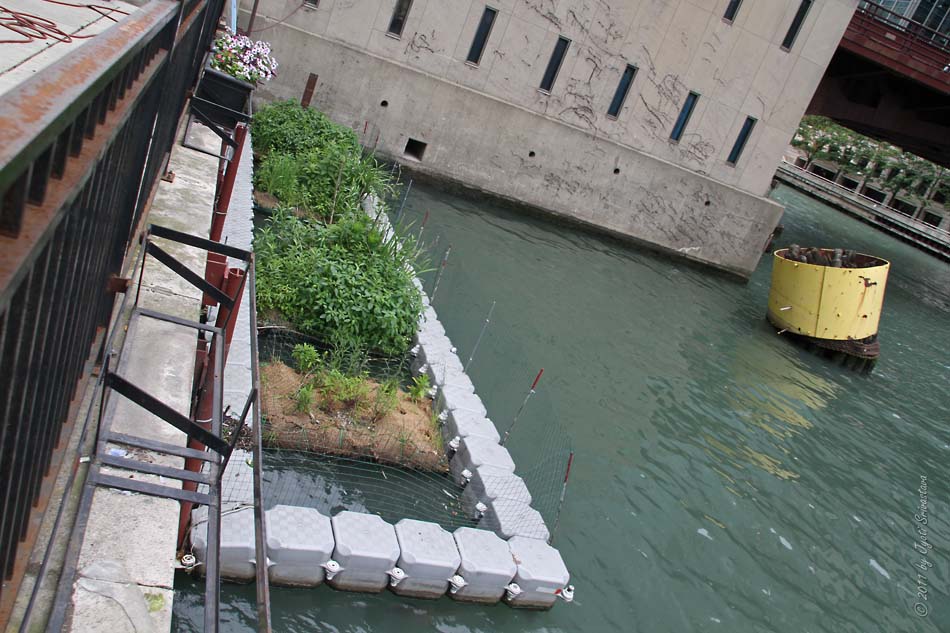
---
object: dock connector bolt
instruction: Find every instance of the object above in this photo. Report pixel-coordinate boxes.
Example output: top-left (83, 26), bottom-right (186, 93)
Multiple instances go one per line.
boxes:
top-left (459, 469), bottom-right (473, 487)
top-left (438, 410), bottom-right (448, 424)
top-left (556, 584), bottom-right (575, 603)
top-left (448, 574), bottom-right (468, 594)
top-left (387, 567), bottom-right (407, 587)
top-left (322, 560), bottom-right (342, 580)
top-left (474, 502), bottom-right (487, 519)
top-left (410, 345), bottom-right (420, 357)
top-left (448, 436), bottom-right (461, 453)
top-left (505, 582), bottom-right (522, 601)
top-left (180, 554), bottom-right (197, 570)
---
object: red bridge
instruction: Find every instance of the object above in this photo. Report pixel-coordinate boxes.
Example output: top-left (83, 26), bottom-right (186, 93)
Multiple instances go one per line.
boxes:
top-left (809, 1), bottom-right (950, 166)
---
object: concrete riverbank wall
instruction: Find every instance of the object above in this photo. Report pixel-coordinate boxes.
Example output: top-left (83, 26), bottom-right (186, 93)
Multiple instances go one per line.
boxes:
top-left (237, 0), bottom-right (858, 277)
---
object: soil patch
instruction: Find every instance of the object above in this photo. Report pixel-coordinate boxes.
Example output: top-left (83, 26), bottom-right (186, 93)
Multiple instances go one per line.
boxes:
top-left (254, 190), bottom-right (279, 209)
top-left (260, 361), bottom-right (446, 472)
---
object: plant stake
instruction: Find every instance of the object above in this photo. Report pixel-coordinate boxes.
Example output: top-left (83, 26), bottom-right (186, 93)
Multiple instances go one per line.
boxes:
top-left (501, 368), bottom-right (543, 445)
top-left (417, 209), bottom-right (429, 243)
top-left (394, 179), bottom-right (413, 225)
top-left (550, 451), bottom-right (574, 545)
top-left (430, 245), bottom-right (453, 303)
top-left (464, 300), bottom-right (494, 372)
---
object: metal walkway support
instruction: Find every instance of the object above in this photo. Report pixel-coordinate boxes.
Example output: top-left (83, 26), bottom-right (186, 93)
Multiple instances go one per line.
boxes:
top-left (47, 225), bottom-right (253, 633)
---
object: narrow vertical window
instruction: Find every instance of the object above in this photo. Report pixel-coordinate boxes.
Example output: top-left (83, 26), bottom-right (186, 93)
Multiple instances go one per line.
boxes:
top-left (727, 116), bottom-right (757, 165)
top-left (607, 65), bottom-right (637, 118)
top-left (467, 6), bottom-right (498, 65)
top-left (781, 0), bottom-right (813, 50)
top-left (388, 0), bottom-right (414, 37)
top-left (670, 91), bottom-right (699, 141)
top-left (540, 36), bottom-right (570, 92)
top-left (723, 0), bottom-right (742, 22)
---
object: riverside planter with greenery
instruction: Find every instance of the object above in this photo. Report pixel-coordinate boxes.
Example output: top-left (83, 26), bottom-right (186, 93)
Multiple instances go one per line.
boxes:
top-left (791, 115), bottom-right (949, 204)
top-left (253, 100), bottom-right (424, 360)
top-left (252, 101), bottom-right (433, 463)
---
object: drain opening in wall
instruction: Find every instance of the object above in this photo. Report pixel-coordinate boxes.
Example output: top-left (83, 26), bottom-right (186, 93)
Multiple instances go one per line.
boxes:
top-left (404, 138), bottom-right (427, 161)
top-left (380, 100), bottom-right (389, 107)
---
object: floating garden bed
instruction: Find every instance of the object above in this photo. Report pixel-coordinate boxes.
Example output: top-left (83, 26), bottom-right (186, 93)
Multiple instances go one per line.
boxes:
top-left (251, 101), bottom-right (434, 464)
top-left (259, 351), bottom-right (444, 471)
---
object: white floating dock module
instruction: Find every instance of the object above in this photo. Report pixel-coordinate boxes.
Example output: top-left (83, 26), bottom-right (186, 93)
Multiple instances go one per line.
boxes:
top-left (451, 527), bottom-right (517, 604)
top-left (505, 536), bottom-right (570, 609)
top-left (412, 345), bottom-right (467, 388)
top-left (431, 361), bottom-right (474, 392)
top-left (450, 436), bottom-right (515, 484)
top-left (442, 408), bottom-right (500, 445)
top-left (479, 498), bottom-right (550, 541)
top-left (461, 465), bottom-right (532, 516)
top-left (439, 385), bottom-right (488, 417)
top-left (328, 511), bottom-right (400, 593)
top-left (190, 506), bottom-right (256, 582)
top-left (391, 519), bottom-right (461, 599)
top-left (416, 308), bottom-right (445, 338)
top-left (265, 505), bottom-right (334, 587)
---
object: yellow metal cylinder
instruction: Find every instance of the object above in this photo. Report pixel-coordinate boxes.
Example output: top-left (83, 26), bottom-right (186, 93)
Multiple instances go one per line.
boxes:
top-left (767, 249), bottom-right (889, 340)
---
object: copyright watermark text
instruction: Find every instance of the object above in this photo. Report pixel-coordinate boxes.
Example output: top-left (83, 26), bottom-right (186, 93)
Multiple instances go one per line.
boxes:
top-left (912, 475), bottom-right (932, 617)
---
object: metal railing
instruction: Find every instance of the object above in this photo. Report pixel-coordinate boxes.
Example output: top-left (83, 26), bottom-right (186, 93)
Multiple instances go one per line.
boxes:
top-left (777, 161), bottom-right (950, 258)
top-left (851, 1), bottom-right (950, 82)
top-left (0, 0), bottom-right (225, 626)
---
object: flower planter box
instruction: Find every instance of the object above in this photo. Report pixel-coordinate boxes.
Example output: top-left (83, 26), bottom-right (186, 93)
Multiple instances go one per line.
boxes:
top-left (193, 65), bottom-right (254, 129)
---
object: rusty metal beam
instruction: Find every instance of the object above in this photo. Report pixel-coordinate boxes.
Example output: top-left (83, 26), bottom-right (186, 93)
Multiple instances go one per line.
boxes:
top-left (0, 51), bottom-right (167, 314)
top-left (0, 0), bottom-right (179, 196)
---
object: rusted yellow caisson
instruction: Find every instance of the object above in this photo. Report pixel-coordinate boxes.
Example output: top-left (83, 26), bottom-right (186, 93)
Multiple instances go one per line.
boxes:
top-left (767, 247), bottom-right (889, 371)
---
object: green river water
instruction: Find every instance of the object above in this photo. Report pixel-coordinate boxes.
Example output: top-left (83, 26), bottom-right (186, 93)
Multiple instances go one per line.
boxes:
top-left (174, 183), bottom-right (949, 632)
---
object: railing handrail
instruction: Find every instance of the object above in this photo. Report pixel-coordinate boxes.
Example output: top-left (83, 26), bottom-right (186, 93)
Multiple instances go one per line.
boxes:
top-left (856, 0), bottom-right (950, 52)
top-left (855, 0), bottom-right (950, 55)
top-left (0, 0), bottom-right (178, 195)
top-left (779, 160), bottom-right (950, 241)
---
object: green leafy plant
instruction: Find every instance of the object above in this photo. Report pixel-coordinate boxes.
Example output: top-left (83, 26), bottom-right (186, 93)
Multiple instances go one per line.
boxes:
top-left (294, 384), bottom-right (314, 413)
top-left (252, 100), bottom-right (359, 158)
top-left (408, 374), bottom-right (430, 403)
top-left (254, 153), bottom-right (309, 209)
top-left (255, 208), bottom-right (423, 355)
top-left (253, 101), bottom-right (424, 357)
top-left (370, 377), bottom-right (400, 423)
top-left (291, 343), bottom-right (321, 374)
top-left (320, 368), bottom-right (370, 411)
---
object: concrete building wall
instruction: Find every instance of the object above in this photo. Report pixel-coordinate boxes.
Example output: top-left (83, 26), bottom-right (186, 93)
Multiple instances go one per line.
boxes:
top-left (240, 0), bottom-right (858, 275)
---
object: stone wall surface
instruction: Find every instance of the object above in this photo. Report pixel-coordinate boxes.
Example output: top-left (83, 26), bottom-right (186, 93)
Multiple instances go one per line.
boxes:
top-left (240, 0), bottom-right (857, 275)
